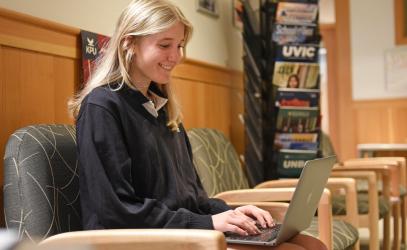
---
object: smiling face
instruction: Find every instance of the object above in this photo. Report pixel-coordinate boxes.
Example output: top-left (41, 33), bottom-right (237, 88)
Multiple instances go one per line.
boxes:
top-left (130, 21), bottom-right (185, 85)
top-left (287, 75), bottom-right (299, 88)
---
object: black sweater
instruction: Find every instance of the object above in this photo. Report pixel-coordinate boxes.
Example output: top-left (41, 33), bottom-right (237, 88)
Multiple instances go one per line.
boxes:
top-left (76, 84), bottom-right (230, 230)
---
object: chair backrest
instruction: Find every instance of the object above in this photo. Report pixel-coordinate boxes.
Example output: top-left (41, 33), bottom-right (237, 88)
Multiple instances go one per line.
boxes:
top-left (187, 128), bottom-right (250, 197)
top-left (3, 124), bottom-right (81, 241)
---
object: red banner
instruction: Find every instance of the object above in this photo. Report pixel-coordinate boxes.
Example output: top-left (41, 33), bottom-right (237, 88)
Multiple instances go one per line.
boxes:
top-left (80, 30), bottom-right (110, 87)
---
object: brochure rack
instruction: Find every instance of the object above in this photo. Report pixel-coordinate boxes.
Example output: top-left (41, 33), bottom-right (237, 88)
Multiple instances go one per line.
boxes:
top-left (238, 0), bottom-right (321, 185)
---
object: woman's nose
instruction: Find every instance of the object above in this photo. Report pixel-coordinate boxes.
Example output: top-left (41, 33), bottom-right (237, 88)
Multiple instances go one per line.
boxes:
top-left (168, 47), bottom-right (182, 63)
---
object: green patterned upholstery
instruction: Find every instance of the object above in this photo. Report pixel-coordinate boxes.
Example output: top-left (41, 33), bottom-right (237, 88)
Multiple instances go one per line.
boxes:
top-left (304, 218), bottom-right (358, 250)
top-left (188, 128), bottom-right (359, 250)
top-left (187, 128), bottom-right (250, 197)
top-left (332, 193), bottom-right (390, 218)
top-left (3, 125), bottom-right (81, 241)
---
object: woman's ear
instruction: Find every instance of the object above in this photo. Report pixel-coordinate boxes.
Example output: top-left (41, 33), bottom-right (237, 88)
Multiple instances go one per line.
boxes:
top-left (126, 37), bottom-right (140, 57)
top-left (122, 36), bottom-right (132, 50)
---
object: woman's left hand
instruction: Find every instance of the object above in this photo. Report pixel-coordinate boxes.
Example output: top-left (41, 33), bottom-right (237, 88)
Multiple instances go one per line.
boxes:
top-left (234, 205), bottom-right (275, 229)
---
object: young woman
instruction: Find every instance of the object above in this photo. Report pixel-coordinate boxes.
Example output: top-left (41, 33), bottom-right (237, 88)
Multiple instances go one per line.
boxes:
top-left (287, 74), bottom-right (300, 88)
top-left (69, 1), bottom-right (326, 249)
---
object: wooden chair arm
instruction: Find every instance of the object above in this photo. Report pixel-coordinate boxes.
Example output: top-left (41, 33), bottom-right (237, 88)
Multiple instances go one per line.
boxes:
top-left (254, 179), bottom-right (299, 189)
top-left (214, 188), bottom-right (297, 202)
top-left (344, 158), bottom-right (399, 165)
top-left (369, 157), bottom-right (406, 188)
top-left (334, 163), bottom-right (397, 198)
top-left (331, 170), bottom-right (380, 229)
top-left (318, 189), bottom-right (333, 249)
top-left (40, 229), bottom-right (226, 250)
top-left (325, 178), bottom-right (358, 227)
top-left (343, 158), bottom-right (406, 194)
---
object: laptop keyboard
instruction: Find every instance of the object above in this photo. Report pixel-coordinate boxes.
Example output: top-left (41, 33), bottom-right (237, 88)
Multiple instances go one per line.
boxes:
top-left (225, 223), bottom-right (282, 242)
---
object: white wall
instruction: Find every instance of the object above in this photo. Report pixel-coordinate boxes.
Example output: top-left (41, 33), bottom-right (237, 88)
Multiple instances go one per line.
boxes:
top-left (0, 0), bottom-right (335, 71)
top-left (320, 0), bottom-right (335, 24)
top-left (350, 0), bottom-right (407, 100)
top-left (0, 0), bottom-right (242, 69)
top-left (0, 0), bottom-right (130, 35)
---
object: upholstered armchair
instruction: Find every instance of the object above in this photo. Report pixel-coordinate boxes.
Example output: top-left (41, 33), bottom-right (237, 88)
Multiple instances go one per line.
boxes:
top-left (2, 125), bottom-right (224, 250)
top-left (187, 128), bottom-right (359, 250)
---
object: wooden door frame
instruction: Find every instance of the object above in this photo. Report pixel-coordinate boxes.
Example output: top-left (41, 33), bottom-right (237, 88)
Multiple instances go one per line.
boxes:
top-left (320, 24), bottom-right (339, 158)
top-left (325, 0), bottom-right (357, 161)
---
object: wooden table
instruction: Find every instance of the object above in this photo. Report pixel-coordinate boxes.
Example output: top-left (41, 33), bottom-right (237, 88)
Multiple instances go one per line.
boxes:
top-left (357, 143), bottom-right (407, 157)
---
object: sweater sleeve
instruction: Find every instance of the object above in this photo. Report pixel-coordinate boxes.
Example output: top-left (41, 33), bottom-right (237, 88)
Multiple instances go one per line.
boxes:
top-left (182, 127), bottom-right (231, 215)
top-left (77, 102), bottom-right (213, 230)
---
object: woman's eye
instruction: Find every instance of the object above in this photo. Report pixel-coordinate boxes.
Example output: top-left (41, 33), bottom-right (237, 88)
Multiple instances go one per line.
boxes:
top-left (159, 44), bottom-right (170, 48)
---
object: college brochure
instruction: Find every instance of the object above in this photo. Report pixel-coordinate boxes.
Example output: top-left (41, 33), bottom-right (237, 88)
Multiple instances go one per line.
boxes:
top-left (276, 88), bottom-right (320, 107)
top-left (275, 132), bottom-right (318, 143)
top-left (272, 61), bottom-right (319, 88)
top-left (275, 44), bottom-right (319, 63)
top-left (276, 149), bottom-right (318, 177)
top-left (272, 23), bottom-right (318, 45)
top-left (276, 107), bottom-right (320, 133)
top-left (276, 2), bottom-right (318, 25)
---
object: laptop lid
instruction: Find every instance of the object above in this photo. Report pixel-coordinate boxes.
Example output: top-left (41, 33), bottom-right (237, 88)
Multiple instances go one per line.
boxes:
top-left (225, 155), bottom-right (336, 246)
top-left (275, 155), bottom-right (336, 244)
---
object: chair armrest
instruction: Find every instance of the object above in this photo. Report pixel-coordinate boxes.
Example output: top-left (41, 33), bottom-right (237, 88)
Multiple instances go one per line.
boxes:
top-left (40, 229), bottom-right (226, 250)
top-left (367, 157), bottom-right (407, 189)
top-left (325, 178), bottom-right (358, 227)
top-left (331, 170), bottom-right (380, 225)
top-left (254, 179), bottom-right (299, 189)
top-left (334, 164), bottom-right (396, 199)
top-left (343, 158), bottom-right (405, 196)
top-left (214, 188), bottom-right (297, 203)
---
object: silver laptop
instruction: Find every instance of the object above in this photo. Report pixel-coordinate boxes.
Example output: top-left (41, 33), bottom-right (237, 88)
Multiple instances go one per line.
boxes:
top-left (225, 155), bottom-right (336, 246)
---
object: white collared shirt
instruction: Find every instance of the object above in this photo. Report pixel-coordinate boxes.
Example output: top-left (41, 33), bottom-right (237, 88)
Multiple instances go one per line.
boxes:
top-left (142, 90), bottom-right (168, 118)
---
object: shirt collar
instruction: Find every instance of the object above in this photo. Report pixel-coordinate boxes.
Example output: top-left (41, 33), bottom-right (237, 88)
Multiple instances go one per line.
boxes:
top-left (142, 90), bottom-right (168, 118)
top-left (124, 83), bottom-right (168, 118)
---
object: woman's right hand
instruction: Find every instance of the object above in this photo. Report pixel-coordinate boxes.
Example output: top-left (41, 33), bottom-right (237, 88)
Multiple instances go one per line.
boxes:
top-left (211, 209), bottom-right (261, 236)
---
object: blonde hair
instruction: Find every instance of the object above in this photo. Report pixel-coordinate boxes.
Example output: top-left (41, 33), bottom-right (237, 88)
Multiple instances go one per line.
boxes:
top-left (68, 0), bottom-right (193, 131)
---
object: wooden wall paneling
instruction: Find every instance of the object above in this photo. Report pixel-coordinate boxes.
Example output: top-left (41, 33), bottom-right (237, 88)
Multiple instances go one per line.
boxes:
top-left (389, 106), bottom-right (407, 143)
top-left (173, 58), bottom-right (239, 140)
top-left (54, 56), bottom-right (79, 124)
top-left (172, 77), bottom-right (206, 128)
top-left (20, 50), bottom-right (56, 124)
top-left (173, 59), bottom-right (232, 88)
top-left (0, 7), bottom-right (79, 58)
top-left (203, 83), bottom-right (231, 137)
top-left (354, 105), bottom-right (391, 143)
top-left (353, 99), bottom-right (407, 144)
top-left (173, 76), bottom-right (232, 138)
top-left (1, 47), bottom-right (23, 178)
top-left (229, 70), bottom-right (244, 156)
